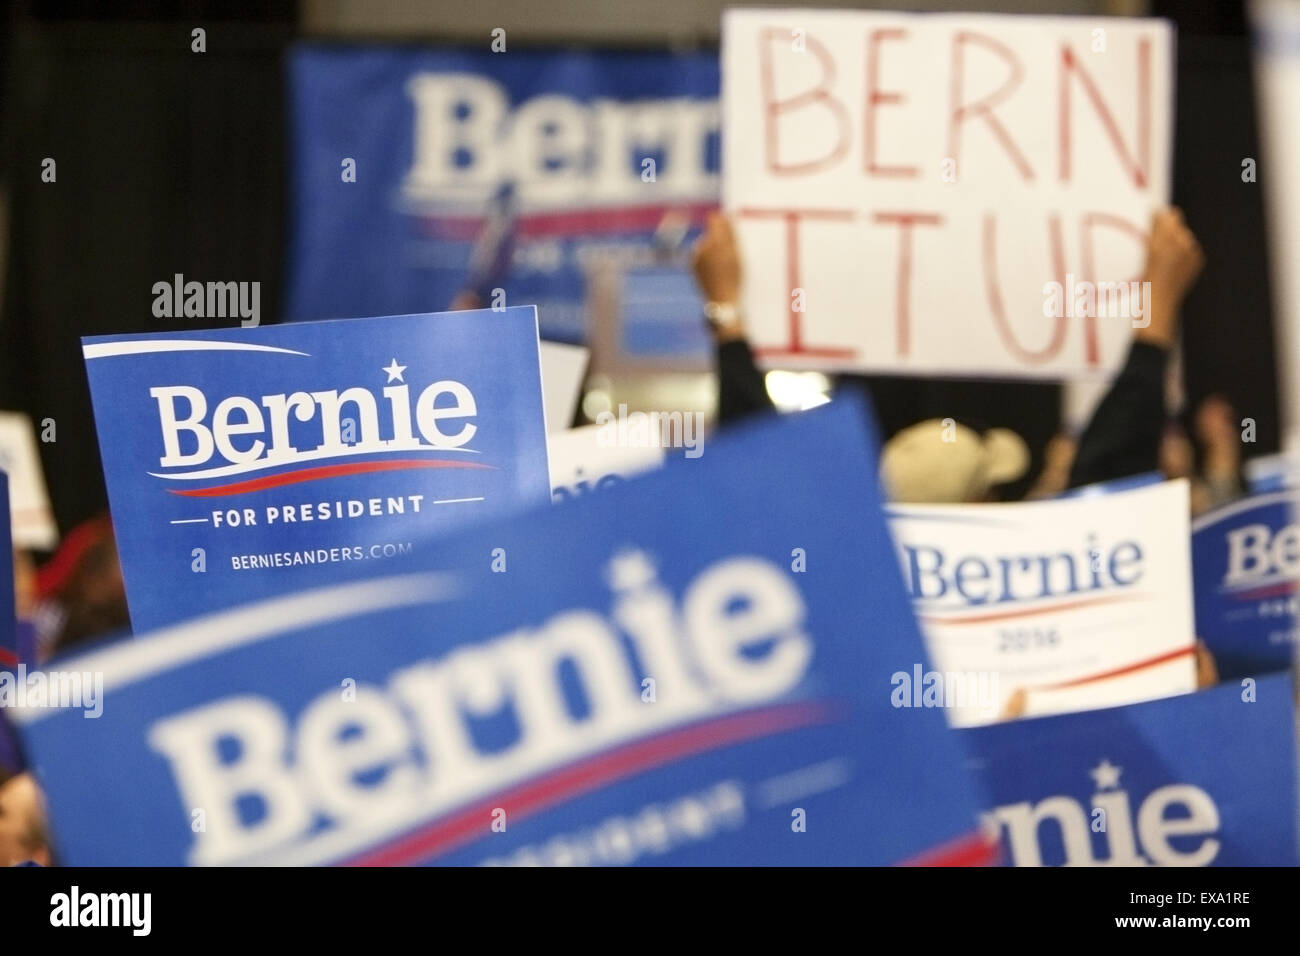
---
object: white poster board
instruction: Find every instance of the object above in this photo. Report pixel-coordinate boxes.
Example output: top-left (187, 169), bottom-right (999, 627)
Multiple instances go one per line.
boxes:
top-left (887, 479), bottom-right (1196, 726)
top-left (723, 9), bottom-right (1173, 379)
top-left (548, 424), bottom-right (665, 502)
top-left (539, 341), bottom-right (589, 433)
top-left (0, 412), bottom-right (58, 550)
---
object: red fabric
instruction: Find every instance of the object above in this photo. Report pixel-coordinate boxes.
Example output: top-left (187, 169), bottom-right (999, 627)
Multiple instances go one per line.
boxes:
top-left (36, 515), bottom-right (112, 600)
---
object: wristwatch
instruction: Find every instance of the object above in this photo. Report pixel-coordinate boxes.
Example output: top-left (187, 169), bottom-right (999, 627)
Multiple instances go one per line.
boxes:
top-left (702, 301), bottom-right (742, 331)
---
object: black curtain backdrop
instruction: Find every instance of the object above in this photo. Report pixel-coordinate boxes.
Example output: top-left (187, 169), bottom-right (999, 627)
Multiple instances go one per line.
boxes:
top-left (0, 14), bottom-right (292, 544)
top-left (1167, 29), bottom-right (1279, 461)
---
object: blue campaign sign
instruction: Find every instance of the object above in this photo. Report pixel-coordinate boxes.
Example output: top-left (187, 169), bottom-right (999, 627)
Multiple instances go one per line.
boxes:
top-left (1191, 490), bottom-right (1298, 680)
top-left (286, 46), bottom-right (719, 345)
top-left (17, 398), bottom-right (993, 866)
top-left (966, 674), bottom-right (1298, 866)
top-left (1245, 452), bottom-right (1298, 494)
top-left (82, 309), bottom-right (550, 633)
top-left (620, 268), bottom-right (712, 360)
top-left (1056, 470), bottom-right (1164, 499)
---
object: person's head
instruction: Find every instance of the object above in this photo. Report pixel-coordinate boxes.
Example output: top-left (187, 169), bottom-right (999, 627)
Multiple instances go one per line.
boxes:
top-left (0, 772), bottom-right (52, 866)
top-left (37, 515), bottom-right (128, 656)
top-left (880, 419), bottom-right (1030, 504)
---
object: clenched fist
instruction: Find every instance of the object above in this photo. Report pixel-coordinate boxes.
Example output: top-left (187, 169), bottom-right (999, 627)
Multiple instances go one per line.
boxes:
top-left (691, 212), bottom-right (742, 306)
top-left (1138, 206), bottom-right (1205, 349)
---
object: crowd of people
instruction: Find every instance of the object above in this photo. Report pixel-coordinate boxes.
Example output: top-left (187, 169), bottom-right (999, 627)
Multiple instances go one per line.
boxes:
top-left (2, 516), bottom-right (126, 865)
top-left (694, 205), bottom-right (1220, 505)
top-left (694, 203), bottom-right (1237, 699)
top-left (0, 192), bottom-right (1275, 867)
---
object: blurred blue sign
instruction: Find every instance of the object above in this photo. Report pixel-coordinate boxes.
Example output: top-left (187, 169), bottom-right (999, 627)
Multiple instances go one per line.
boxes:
top-left (287, 46), bottom-right (719, 348)
top-left (966, 675), bottom-right (1297, 866)
top-left (18, 398), bottom-right (992, 866)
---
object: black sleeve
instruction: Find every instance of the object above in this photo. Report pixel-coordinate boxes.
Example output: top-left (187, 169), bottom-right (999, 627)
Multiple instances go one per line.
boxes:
top-left (1067, 341), bottom-right (1169, 490)
top-left (716, 338), bottom-right (776, 426)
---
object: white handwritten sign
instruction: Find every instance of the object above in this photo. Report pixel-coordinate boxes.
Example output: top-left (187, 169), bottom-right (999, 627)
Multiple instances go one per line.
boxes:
top-left (723, 9), bottom-right (1173, 379)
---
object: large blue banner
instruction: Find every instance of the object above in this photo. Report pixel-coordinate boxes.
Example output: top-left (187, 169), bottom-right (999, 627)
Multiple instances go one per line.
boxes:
top-left (1191, 491), bottom-right (1298, 680)
top-left (17, 398), bottom-right (993, 866)
top-left (966, 674), bottom-right (1298, 866)
top-left (82, 309), bottom-right (550, 633)
top-left (286, 46), bottom-right (719, 344)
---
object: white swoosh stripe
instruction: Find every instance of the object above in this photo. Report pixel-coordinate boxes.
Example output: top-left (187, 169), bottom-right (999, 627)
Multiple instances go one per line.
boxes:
top-left (1191, 489), bottom-right (1297, 532)
top-left (8, 572), bottom-right (462, 722)
top-left (83, 340), bottom-right (310, 359)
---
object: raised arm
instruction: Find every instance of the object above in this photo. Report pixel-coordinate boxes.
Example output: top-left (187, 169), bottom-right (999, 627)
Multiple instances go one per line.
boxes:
top-left (1067, 207), bottom-right (1205, 489)
top-left (691, 213), bottom-right (776, 425)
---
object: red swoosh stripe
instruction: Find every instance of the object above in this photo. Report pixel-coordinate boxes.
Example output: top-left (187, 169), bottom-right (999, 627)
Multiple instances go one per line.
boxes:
top-left (922, 592), bottom-right (1139, 626)
top-left (165, 458), bottom-right (494, 498)
top-left (0, 648), bottom-right (18, 669)
top-left (1035, 644), bottom-right (1197, 691)
top-left (900, 832), bottom-right (1001, 867)
top-left (423, 202), bottom-right (716, 241)
top-left (1229, 579), bottom-right (1298, 600)
top-left (341, 701), bottom-right (834, 867)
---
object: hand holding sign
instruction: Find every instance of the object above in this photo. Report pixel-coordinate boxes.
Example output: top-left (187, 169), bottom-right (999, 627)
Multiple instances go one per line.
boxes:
top-left (1137, 207), bottom-right (1205, 348)
top-left (692, 213), bottom-right (743, 306)
top-left (723, 9), bottom-right (1174, 378)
